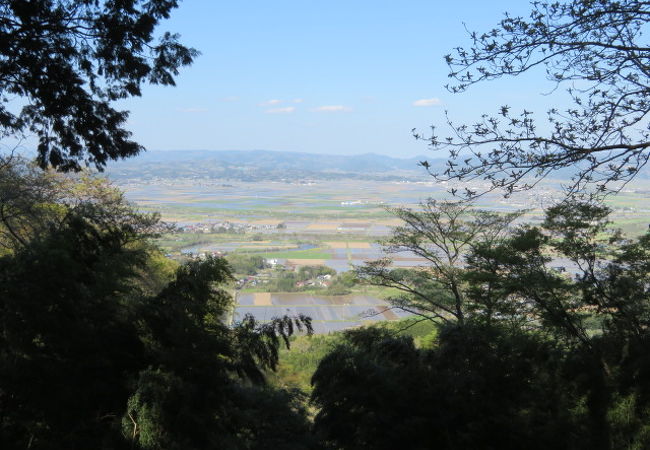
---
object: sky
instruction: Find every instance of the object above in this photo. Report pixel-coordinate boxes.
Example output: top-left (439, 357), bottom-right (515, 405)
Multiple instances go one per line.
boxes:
top-left (118, 0), bottom-right (551, 158)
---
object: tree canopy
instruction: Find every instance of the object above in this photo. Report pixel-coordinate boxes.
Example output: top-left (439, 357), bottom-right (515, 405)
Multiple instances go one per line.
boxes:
top-left (0, 162), bottom-right (315, 449)
top-left (418, 0), bottom-right (650, 197)
top-left (313, 200), bottom-right (650, 449)
top-left (0, 0), bottom-right (196, 171)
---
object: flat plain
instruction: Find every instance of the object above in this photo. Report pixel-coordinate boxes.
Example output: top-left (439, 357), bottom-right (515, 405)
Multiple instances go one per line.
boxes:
top-left (115, 175), bottom-right (650, 333)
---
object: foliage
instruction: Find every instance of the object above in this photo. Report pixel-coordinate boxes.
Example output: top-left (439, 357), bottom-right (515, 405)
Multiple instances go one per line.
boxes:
top-left (0, 170), bottom-right (315, 449)
top-left (418, 0), bottom-right (650, 197)
top-left (464, 199), bottom-right (650, 447)
top-left (250, 265), bottom-right (342, 294)
top-left (226, 253), bottom-right (268, 276)
top-left (271, 317), bottom-right (435, 394)
top-left (323, 270), bottom-right (357, 295)
top-left (297, 265), bottom-right (336, 280)
top-left (312, 199), bottom-right (650, 449)
top-left (0, 0), bottom-right (197, 171)
top-left (0, 209), bottom-right (150, 448)
top-left (0, 157), bottom-right (163, 252)
top-left (122, 256), bottom-right (314, 449)
top-left (357, 199), bottom-right (523, 325)
top-left (271, 334), bottom-right (343, 393)
top-left (311, 324), bottom-right (573, 450)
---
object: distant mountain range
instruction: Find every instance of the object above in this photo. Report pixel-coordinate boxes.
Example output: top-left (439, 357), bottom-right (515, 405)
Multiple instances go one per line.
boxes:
top-left (106, 149), bottom-right (442, 181)
top-left (103, 148), bottom-right (650, 183)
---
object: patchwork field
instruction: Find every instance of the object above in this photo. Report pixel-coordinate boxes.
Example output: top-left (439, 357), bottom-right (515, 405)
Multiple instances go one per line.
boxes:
top-left (114, 175), bottom-right (650, 333)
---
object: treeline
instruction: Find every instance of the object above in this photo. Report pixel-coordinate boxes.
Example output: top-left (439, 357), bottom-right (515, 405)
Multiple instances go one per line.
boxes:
top-left (264, 266), bottom-right (357, 295)
top-left (270, 318), bottom-right (439, 393)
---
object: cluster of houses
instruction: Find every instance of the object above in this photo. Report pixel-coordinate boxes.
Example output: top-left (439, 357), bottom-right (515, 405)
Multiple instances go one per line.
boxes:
top-left (340, 200), bottom-right (385, 206)
top-left (234, 265), bottom-right (335, 290)
top-left (176, 220), bottom-right (285, 234)
top-left (181, 250), bottom-right (225, 258)
top-left (295, 274), bottom-right (333, 289)
top-left (236, 275), bottom-right (270, 288)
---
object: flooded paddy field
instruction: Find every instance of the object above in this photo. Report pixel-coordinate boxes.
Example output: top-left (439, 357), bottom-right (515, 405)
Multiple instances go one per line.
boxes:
top-left (234, 292), bottom-right (411, 334)
top-left (119, 178), bottom-right (552, 223)
top-left (115, 176), bottom-right (650, 238)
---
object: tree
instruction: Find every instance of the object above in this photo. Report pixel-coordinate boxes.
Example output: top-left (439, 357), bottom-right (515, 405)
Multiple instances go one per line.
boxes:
top-left (314, 201), bottom-right (650, 449)
top-left (0, 168), bottom-right (314, 449)
top-left (0, 0), bottom-right (197, 171)
top-left (0, 157), bottom-right (162, 252)
top-left (226, 253), bottom-right (268, 276)
top-left (122, 257), bottom-right (314, 449)
top-left (356, 200), bottom-right (522, 326)
top-left (311, 325), bottom-right (574, 450)
top-left (418, 0), bottom-right (650, 197)
top-left (463, 200), bottom-right (650, 449)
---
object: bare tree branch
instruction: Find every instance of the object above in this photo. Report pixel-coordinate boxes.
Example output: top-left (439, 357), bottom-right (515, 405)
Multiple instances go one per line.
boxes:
top-left (420, 0), bottom-right (650, 198)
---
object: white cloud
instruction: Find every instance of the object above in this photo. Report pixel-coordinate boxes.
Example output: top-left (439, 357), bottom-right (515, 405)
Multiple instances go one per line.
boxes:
top-left (178, 107), bottom-right (208, 113)
top-left (260, 99), bottom-right (283, 106)
top-left (313, 105), bottom-right (352, 112)
top-left (292, 98), bottom-right (304, 103)
top-left (412, 98), bottom-right (442, 107)
top-left (265, 106), bottom-right (295, 114)
top-left (220, 96), bottom-right (239, 102)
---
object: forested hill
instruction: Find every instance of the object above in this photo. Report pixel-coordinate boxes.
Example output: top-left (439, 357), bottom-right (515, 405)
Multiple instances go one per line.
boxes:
top-left (105, 149), bottom-right (440, 181)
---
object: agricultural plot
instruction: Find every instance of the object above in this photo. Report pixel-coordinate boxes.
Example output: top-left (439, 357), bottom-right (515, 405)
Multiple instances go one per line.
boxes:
top-left (234, 292), bottom-right (411, 334)
top-left (118, 176), bottom-right (650, 238)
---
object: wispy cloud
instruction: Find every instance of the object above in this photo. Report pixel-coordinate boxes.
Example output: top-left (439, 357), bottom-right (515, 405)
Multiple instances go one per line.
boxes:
top-left (265, 106), bottom-right (295, 114)
top-left (313, 105), bottom-right (352, 112)
top-left (412, 98), bottom-right (442, 107)
top-left (260, 99), bottom-right (283, 106)
top-left (178, 107), bottom-right (208, 113)
top-left (292, 98), bottom-right (304, 103)
top-left (220, 96), bottom-right (239, 102)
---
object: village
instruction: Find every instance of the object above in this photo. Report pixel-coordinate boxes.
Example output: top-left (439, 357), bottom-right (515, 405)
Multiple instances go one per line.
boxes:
top-left (176, 220), bottom-right (286, 234)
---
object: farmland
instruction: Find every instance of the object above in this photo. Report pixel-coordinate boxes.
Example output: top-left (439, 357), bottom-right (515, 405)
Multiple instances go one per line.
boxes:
top-left (112, 166), bottom-right (650, 334)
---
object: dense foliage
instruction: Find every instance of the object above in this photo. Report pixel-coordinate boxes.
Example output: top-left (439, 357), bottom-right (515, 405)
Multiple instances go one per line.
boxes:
top-left (0, 162), bottom-right (314, 449)
top-left (312, 200), bottom-right (650, 449)
top-left (312, 325), bottom-right (573, 450)
top-left (0, 0), bottom-right (196, 171)
top-left (226, 254), bottom-right (269, 276)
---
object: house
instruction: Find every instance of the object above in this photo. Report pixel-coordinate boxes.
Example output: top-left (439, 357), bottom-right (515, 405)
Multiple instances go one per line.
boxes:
top-left (265, 258), bottom-right (279, 267)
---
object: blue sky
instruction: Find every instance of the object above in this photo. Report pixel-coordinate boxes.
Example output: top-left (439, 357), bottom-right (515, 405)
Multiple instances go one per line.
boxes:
top-left (119, 0), bottom-right (548, 158)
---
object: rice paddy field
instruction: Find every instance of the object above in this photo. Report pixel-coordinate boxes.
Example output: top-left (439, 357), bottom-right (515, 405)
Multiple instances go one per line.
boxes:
top-left (234, 292), bottom-right (411, 334)
top-left (119, 178), bottom-right (550, 221)
top-left (115, 176), bottom-right (650, 333)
